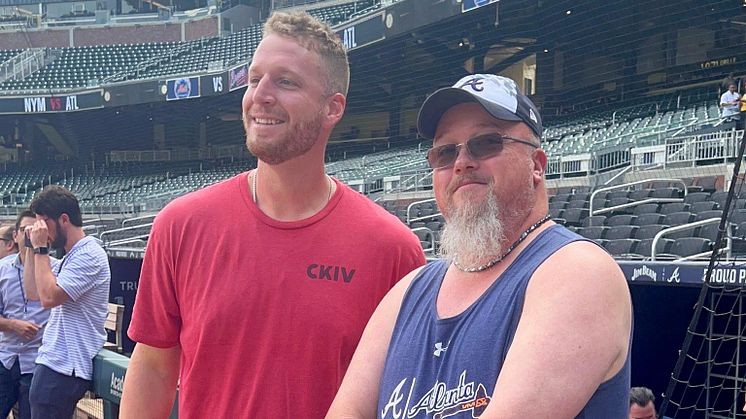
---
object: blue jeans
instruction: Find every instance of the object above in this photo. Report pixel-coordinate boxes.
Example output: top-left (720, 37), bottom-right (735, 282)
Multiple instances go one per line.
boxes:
top-left (29, 364), bottom-right (90, 419)
top-left (0, 359), bottom-right (32, 419)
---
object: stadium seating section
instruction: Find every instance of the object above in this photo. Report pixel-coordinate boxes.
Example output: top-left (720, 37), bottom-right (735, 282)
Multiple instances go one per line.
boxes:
top-left (0, 1), bottom-right (374, 89)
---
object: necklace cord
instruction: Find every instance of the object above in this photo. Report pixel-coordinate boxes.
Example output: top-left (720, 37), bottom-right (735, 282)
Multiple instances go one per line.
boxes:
top-left (252, 170), bottom-right (333, 206)
top-left (452, 214), bottom-right (552, 273)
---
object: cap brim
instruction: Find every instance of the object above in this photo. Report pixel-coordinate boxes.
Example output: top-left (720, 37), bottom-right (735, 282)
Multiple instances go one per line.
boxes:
top-left (416, 87), bottom-right (522, 140)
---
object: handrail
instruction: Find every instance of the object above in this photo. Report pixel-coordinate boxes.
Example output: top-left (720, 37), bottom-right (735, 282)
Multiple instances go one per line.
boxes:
top-left (121, 214), bottom-right (156, 227)
top-left (589, 178), bottom-right (689, 217)
top-left (590, 197), bottom-right (682, 216)
top-left (411, 227), bottom-right (435, 254)
top-left (106, 235), bottom-right (149, 247)
top-left (406, 198), bottom-right (437, 224)
top-left (603, 165), bottom-right (632, 186)
top-left (651, 218), bottom-right (731, 261)
top-left (100, 223), bottom-right (153, 243)
top-left (408, 212), bottom-right (443, 224)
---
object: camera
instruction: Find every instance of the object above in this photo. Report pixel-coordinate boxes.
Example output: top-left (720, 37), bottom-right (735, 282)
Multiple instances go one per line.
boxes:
top-left (24, 230), bottom-right (32, 248)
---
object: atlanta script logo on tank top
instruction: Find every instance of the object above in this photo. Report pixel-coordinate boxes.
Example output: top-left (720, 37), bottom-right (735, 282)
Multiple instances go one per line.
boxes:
top-left (380, 370), bottom-right (491, 419)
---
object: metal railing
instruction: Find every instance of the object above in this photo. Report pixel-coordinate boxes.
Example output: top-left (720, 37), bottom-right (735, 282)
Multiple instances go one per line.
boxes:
top-left (100, 223), bottom-right (153, 244)
top-left (411, 227), bottom-right (435, 254)
top-left (588, 178), bottom-right (688, 220)
top-left (406, 198), bottom-right (437, 224)
top-left (651, 218), bottom-right (731, 261)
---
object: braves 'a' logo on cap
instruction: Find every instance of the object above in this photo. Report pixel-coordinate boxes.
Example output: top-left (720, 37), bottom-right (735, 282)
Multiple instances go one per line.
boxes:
top-left (458, 77), bottom-right (484, 92)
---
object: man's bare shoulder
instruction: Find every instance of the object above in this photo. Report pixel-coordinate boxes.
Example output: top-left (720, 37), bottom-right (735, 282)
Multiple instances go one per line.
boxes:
top-left (534, 240), bottom-right (626, 290)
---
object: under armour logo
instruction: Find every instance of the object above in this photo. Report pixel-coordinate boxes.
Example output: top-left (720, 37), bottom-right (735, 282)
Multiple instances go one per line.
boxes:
top-left (434, 341), bottom-right (449, 357)
top-left (458, 77), bottom-right (484, 92)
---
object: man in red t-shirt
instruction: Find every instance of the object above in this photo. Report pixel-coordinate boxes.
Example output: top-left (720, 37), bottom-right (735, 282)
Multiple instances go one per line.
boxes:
top-left (119, 10), bottom-right (425, 419)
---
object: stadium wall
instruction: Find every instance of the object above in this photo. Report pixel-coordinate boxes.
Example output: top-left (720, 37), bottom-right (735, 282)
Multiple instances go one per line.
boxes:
top-left (183, 15), bottom-right (219, 41)
top-left (0, 28), bottom-right (69, 49)
top-left (0, 15), bottom-right (219, 48)
top-left (74, 23), bottom-right (183, 45)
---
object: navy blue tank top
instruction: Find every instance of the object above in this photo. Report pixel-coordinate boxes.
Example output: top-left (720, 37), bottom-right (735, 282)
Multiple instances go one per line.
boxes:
top-left (377, 225), bottom-right (631, 418)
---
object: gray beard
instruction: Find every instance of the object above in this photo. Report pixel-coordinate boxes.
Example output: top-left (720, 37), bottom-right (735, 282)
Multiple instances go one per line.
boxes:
top-left (438, 189), bottom-right (506, 268)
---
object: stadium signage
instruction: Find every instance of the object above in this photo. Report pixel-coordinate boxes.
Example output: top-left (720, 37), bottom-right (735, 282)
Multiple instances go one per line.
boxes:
top-left (200, 73), bottom-right (228, 97)
top-left (462, 0), bottom-right (498, 13)
top-left (619, 261), bottom-right (746, 286)
top-left (0, 90), bottom-right (103, 115)
top-left (700, 57), bottom-right (737, 70)
top-left (229, 63), bottom-right (248, 91)
top-left (335, 13), bottom-right (385, 51)
top-left (165, 77), bottom-right (200, 101)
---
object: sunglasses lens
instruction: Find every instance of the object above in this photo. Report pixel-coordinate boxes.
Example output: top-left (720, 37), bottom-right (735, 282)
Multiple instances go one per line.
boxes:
top-left (468, 135), bottom-right (504, 159)
top-left (427, 145), bottom-right (458, 169)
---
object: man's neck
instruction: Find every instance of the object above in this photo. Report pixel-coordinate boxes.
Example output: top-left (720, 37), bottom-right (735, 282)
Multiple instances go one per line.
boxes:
top-left (64, 228), bottom-right (86, 253)
top-left (253, 157), bottom-right (334, 222)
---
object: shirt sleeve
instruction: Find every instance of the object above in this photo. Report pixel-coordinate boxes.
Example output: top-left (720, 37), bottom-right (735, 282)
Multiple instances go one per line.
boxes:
top-left (49, 257), bottom-right (61, 272)
top-left (127, 209), bottom-right (182, 348)
top-left (392, 228), bottom-right (427, 288)
top-left (0, 273), bottom-right (5, 315)
top-left (56, 247), bottom-right (108, 301)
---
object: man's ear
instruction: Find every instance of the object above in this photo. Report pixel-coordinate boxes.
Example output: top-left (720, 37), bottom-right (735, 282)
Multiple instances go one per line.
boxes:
top-left (531, 148), bottom-right (547, 183)
top-left (324, 93), bottom-right (346, 127)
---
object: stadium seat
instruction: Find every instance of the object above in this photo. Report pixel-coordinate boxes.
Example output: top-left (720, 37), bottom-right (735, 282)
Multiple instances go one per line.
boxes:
top-left (636, 224), bottom-right (669, 240)
top-left (697, 223), bottom-right (726, 242)
top-left (606, 225), bottom-right (639, 240)
top-left (689, 201), bottom-right (718, 213)
top-left (660, 203), bottom-right (691, 215)
top-left (634, 213), bottom-right (665, 226)
top-left (668, 237), bottom-right (711, 258)
top-left (710, 191), bottom-right (730, 209)
top-left (636, 238), bottom-right (675, 258)
top-left (607, 191), bottom-right (630, 200)
top-left (569, 192), bottom-right (590, 202)
top-left (562, 208), bottom-right (589, 227)
top-left (606, 214), bottom-right (637, 226)
top-left (577, 226), bottom-right (607, 240)
top-left (425, 221), bottom-right (443, 232)
top-left (628, 189), bottom-right (652, 200)
top-left (566, 200), bottom-right (589, 209)
top-left (695, 176), bottom-right (718, 193)
top-left (582, 215), bottom-right (607, 227)
top-left (683, 192), bottom-right (711, 205)
top-left (695, 210), bottom-right (723, 222)
top-left (650, 188), bottom-right (681, 199)
top-left (633, 203), bottom-right (660, 215)
top-left (549, 208), bottom-right (565, 220)
top-left (665, 211), bottom-right (695, 226)
top-left (603, 239), bottom-right (639, 257)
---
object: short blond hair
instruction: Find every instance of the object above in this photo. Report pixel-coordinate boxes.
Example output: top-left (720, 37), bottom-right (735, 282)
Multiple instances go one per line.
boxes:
top-left (264, 11), bottom-right (350, 96)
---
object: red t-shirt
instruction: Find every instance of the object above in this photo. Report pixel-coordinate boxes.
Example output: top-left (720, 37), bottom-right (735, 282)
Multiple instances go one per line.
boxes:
top-left (128, 173), bottom-right (426, 418)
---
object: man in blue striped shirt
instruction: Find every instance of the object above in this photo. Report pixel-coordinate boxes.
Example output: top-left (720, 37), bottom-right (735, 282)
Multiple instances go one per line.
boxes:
top-left (0, 210), bottom-right (59, 419)
top-left (0, 225), bottom-right (17, 260)
top-left (24, 186), bottom-right (111, 419)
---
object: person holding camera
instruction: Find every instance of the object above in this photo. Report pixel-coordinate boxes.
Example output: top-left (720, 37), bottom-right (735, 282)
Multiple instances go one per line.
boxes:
top-left (23, 186), bottom-right (110, 419)
top-left (0, 210), bottom-right (60, 419)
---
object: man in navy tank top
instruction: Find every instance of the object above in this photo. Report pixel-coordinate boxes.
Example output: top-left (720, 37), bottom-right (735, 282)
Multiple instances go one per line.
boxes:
top-left (327, 74), bottom-right (632, 419)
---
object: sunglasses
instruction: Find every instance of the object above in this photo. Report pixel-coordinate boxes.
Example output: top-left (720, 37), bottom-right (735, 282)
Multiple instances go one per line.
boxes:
top-left (426, 133), bottom-right (538, 169)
